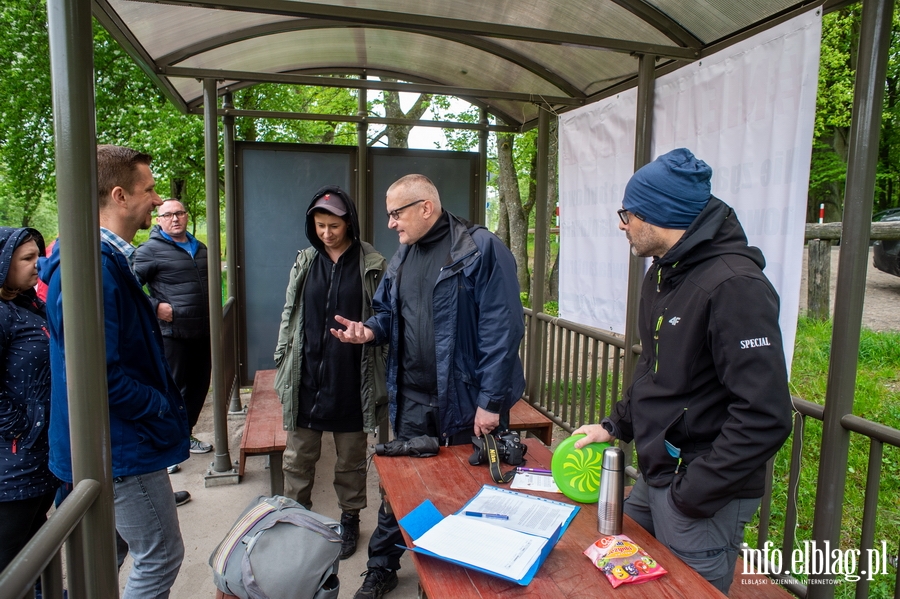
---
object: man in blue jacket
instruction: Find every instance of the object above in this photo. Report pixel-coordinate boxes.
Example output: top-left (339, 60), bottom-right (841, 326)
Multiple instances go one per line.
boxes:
top-left (332, 174), bottom-right (525, 599)
top-left (41, 145), bottom-right (190, 598)
top-left (573, 148), bottom-right (792, 595)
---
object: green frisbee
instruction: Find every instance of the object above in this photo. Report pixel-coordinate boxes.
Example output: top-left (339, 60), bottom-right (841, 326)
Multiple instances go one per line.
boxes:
top-left (551, 434), bottom-right (610, 503)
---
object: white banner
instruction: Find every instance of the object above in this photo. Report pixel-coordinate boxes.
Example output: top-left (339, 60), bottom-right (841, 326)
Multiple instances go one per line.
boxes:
top-left (558, 8), bottom-right (822, 373)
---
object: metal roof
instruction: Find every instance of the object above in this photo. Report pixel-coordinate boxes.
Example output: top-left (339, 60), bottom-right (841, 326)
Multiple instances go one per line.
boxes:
top-left (94, 0), bottom-right (831, 129)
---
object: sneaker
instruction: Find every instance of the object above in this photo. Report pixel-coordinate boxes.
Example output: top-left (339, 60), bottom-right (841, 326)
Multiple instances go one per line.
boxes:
top-left (166, 464), bottom-right (180, 474)
top-left (352, 568), bottom-right (398, 599)
top-left (339, 512), bottom-right (360, 560)
top-left (174, 490), bottom-right (191, 506)
top-left (189, 436), bottom-right (212, 454)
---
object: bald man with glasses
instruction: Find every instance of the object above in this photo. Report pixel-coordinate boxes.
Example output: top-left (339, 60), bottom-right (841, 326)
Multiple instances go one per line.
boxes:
top-left (134, 199), bottom-right (214, 464)
top-left (332, 174), bottom-right (525, 599)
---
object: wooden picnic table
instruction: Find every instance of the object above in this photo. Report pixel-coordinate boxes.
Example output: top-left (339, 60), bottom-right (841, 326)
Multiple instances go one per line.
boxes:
top-left (374, 438), bottom-right (727, 599)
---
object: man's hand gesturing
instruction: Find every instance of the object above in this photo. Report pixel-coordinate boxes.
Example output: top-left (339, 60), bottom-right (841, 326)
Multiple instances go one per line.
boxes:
top-left (330, 315), bottom-right (375, 344)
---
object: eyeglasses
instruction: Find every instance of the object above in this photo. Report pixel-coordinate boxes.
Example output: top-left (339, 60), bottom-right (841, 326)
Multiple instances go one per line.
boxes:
top-left (617, 208), bottom-right (644, 225)
top-left (386, 199), bottom-right (425, 221)
top-left (158, 211), bottom-right (187, 221)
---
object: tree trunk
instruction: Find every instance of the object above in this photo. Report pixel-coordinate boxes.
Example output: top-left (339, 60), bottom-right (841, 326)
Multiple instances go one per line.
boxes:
top-left (495, 198), bottom-right (510, 246)
top-left (382, 81), bottom-right (432, 148)
top-left (543, 117), bottom-right (559, 302)
top-left (497, 132), bottom-right (530, 294)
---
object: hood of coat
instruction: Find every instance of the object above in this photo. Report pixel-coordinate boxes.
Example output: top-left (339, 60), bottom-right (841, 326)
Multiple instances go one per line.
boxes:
top-left (304, 185), bottom-right (360, 254)
top-left (656, 197), bottom-right (765, 276)
top-left (0, 227), bottom-right (45, 289)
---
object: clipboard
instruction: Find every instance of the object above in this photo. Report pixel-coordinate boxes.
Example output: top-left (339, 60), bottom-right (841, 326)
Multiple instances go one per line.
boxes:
top-left (398, 485), bottom-right (579, 585)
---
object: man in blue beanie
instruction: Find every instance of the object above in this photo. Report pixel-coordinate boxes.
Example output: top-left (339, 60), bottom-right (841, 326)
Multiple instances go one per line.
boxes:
top-left (574, 148), bottom-right (792, 595)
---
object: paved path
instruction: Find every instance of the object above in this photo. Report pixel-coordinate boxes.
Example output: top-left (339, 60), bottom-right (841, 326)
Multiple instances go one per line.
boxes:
top-left (798, 246), bottom-right (900, 332)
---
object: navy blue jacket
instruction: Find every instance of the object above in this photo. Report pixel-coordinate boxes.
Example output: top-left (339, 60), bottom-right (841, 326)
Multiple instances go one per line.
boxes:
top-left (365, 211), bottom-right (526, 441)
top-left (0, 227), bottom-right (58, 501)
top-left (40, 239), bottom-right (190, 482)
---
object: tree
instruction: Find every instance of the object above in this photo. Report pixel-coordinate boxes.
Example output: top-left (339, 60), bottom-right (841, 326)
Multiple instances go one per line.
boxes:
top-left (0, 1), bottom-right (55, 230)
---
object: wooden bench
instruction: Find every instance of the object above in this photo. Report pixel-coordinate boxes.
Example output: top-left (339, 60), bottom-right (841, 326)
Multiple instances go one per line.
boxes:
top-left (509, 399), bottom-right (554, 445)
top-left (238, 369), bottom-right (286, 496)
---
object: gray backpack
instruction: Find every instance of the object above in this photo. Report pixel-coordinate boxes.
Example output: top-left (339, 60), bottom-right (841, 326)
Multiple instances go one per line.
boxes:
top-left (210, 495), bottom-right (342, 599)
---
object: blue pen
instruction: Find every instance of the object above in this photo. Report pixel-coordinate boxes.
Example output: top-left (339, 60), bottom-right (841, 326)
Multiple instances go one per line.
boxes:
top-left (464, 511), bottom-right (509, 520)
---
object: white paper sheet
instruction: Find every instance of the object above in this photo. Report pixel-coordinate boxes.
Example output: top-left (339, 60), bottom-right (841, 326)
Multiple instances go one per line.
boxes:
top-left (510, 472), bottom-right (561, 493)
top-left (460, 486), bottom-right (576, 537)
top-left (412, 514), bottom-right (545, 581)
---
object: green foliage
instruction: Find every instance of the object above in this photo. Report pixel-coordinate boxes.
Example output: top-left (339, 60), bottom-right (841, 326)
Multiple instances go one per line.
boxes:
top-left (0, 1), bottom-right (54, 228)
top-left (233, 83), bottom-right (358, 145)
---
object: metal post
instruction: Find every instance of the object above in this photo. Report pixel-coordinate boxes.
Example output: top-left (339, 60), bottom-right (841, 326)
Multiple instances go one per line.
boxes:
top-left (527, 107), bottom-right (551, 403)
top-left (478, 108), bottom-right (488, 225)
top-left (808, 0), bottom-right (893, 595)
top-left (46, 1), bottom-right (118, 597)
top-left (622, 54), bottom-right (655, 388)
top-left (202, 79), bottom-right (237, 480)
top-left (357, 77), bottom-right (369, 240)
top-left (222, 92), bottom-right (243, 414)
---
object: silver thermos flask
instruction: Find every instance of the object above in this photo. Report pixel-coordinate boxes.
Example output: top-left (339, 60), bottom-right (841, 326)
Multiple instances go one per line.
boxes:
top-left (597, 446), bottom-right (624, 535)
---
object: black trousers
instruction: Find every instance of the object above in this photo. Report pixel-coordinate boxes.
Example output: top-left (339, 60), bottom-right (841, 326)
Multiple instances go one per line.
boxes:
top-left (365, 395), bottom-right (507, 571)
top-left (163, 336), bottom-right (212, 432)
top-left (0, 491), bottom-right (56, 572)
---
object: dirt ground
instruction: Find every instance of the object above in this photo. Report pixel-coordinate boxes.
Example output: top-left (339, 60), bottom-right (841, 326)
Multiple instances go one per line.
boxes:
top-left (798, 245), bottom-right (900, 332)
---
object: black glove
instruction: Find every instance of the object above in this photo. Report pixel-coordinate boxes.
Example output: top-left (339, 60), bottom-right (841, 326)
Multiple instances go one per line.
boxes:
top-left (375, 435), bottom-right (440, 458)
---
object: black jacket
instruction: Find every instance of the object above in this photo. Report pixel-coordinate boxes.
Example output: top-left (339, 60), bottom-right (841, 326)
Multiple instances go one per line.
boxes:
top-left (133, 227), bottom-right (210, 339)
top-left (604, 197), bottom-right (792, 519)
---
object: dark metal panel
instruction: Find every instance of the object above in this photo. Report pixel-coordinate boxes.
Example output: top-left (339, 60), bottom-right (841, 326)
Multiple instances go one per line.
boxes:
top-left (235, 142), bottom-right (356, 384)
top-left (143, 0), bottom-right (698, 59)
top-left (808, 0), bottom-right (893, 594)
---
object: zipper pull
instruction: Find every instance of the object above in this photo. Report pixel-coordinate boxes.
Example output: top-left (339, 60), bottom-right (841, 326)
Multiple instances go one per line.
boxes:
top-left (11, 437), bottom-right (17, 454)
top-left (675, 457), bottom-right (682, 474)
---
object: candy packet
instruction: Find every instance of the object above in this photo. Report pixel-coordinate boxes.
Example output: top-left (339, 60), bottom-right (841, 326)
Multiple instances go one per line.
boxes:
top-left (583, 534), bottom-right (668, 587)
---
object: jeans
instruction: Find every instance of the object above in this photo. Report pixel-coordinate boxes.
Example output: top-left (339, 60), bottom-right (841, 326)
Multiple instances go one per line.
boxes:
top-left (283, 428), bottom-right (368, 513)
top-left (113, 469), bottom-right (184, 599)
top-left (624, 477), bottom-right (760, 595)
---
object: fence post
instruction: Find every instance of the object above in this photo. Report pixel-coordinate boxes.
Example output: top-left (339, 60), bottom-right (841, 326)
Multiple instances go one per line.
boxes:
top-left (807, 239), bottom-right (831, 320)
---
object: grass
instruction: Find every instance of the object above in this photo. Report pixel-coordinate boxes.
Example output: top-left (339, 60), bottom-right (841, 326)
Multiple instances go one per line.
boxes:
top-left (744, 317), bottom-right (900, 597)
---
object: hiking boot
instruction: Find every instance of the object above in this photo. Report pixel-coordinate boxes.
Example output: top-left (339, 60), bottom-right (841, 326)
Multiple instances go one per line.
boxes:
top-left (339, 512), bottom-right (360, 560)
top-left (174, 490), bottom-right (192, 506)
top-left (189, 436), bottom-right (212, 454)
top-left (352, 568), bottom-right (398, 599)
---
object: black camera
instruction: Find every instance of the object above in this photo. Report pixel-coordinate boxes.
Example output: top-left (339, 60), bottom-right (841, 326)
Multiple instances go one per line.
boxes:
top-left (468, 430), bottom-right (527, 466)
top-left (374, 435), bottom-right (440, 458)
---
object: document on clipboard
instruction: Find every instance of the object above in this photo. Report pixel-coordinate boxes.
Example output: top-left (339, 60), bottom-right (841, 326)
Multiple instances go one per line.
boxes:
top-left (398, 485), bottom-right (579, 585)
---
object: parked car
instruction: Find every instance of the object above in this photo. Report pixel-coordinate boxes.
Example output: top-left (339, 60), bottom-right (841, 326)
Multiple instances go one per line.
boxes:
top-left (872, 210), bottom-right (900, 276)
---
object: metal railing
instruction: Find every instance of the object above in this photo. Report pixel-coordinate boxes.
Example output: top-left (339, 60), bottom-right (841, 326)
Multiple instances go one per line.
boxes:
top-left (0, 479), bottom-right (101, 599)
top-left (749, 397), bottom-right (900, 598)
top-left (522, 308), bottom-right (626, 431)
top-left (521, 308), bottom-right (900, 597)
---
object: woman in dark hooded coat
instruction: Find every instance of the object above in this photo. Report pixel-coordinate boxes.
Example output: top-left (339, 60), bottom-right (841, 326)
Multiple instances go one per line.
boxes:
top-left (0, 227), bottom-right (58, 571)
